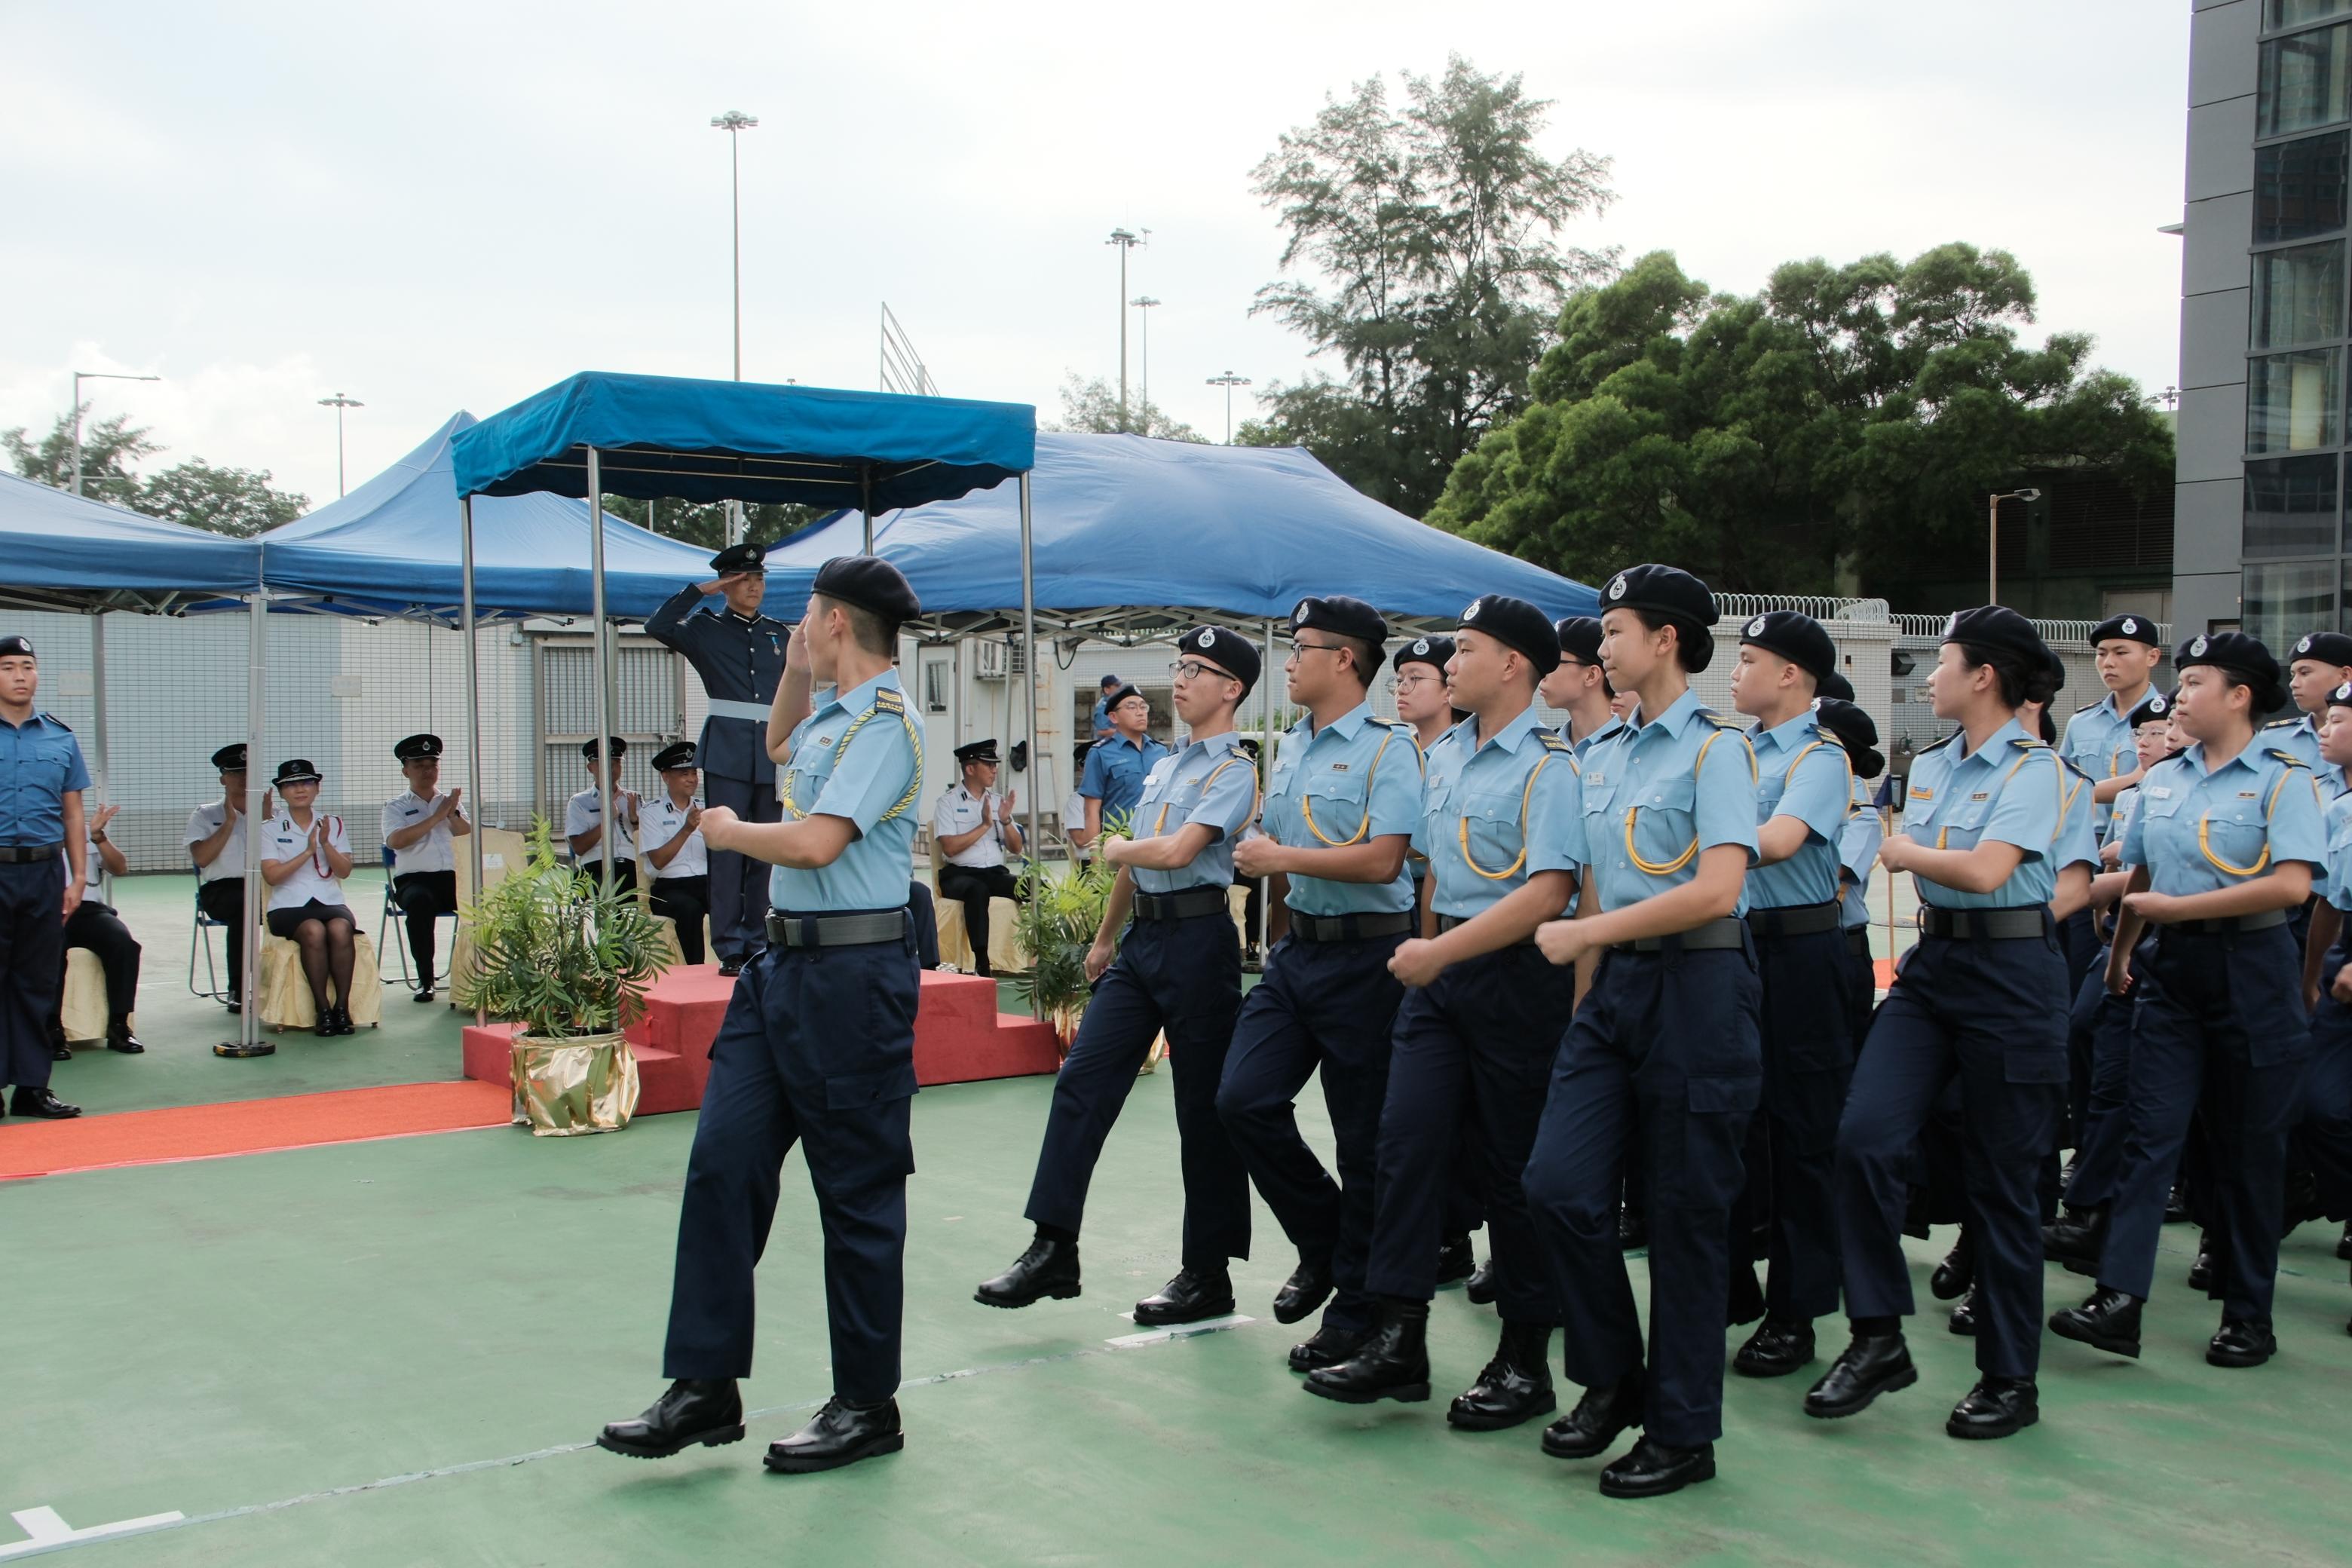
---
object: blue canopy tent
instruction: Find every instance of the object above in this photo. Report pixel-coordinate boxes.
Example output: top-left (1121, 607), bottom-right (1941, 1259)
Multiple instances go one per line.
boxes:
top-left (449, 372), bottom-right (1039, 893)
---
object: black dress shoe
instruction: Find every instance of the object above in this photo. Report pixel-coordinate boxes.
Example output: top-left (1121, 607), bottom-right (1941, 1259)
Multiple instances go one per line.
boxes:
top-left (596, 1378), bottom-right (745, 1458)
top-left (1435, 1232), bottom-right (1475, 1287)
top-left (1272, 1257), bottom-right (1334, 1325)
top-left (2338, 1222), bottom-right (2352, 1263)
top-left (2164, 1184), bottom-right (2190, 1223)
top-left (1541, 1372), bottom-right (1644, 1459)
top-left (9, 1086), bottom-right (80, 1119)
top-left (335, 1006), bottom-right (358, 1037)
top-left (1135, 1267), bottom-right (1234, 1326)
top-left (719, 955), bottom-right (746, 977)
top-left (314, 1009), bottom-right (335, 1039)
top-left (1802, 1333), bottom-right (1916, 1419)
top-left (1305, 1298), bottom-right (1430, 1404)
top-left (1930, 1233), bottom-right (1974, 1300)
top-left (2187, 1236), bottom-right (2215, 1294)
top-left (412, 985), bottom-right (437, 1004)
top-left (1599, 1435), bottom-right (1715, 1499)
top-left (975, 1236), bottom-right (1081, 1308)
top-left (1618, 1208), bottom-right (1649, 1251)
top-left (763, 1396), bottom-right (903, 1474)
top-left (1726, 1263), bottom-right (1766, 1328)
top-left (225, 997), bottom-right (243, 1015)
top-left (2041, 1205), bottom-right (2105, 1276)
top-left (1946, 1289), bottom-right (1978, 1337)
top-left (1946, 1377), bottom-right (2038, 1439)
top-left (2047, 1288), bottom-right (2142, 1358)
top-left (1465, 1256), bottom-right (1500, 1306)
top-left (1447, 1322), bottom-right (1556, 1431)
top-left (1733, 1317), bottom-right (1815, 1377)
top-left (1287, 1321), bottom-right (1370, 1374)
top-left (2206, 1318), bottom-right (2277, 1368)
top-left (50, 1041), bottom-right (72, 1061)
top-left (106, 1023), bottom-right (144, 1054)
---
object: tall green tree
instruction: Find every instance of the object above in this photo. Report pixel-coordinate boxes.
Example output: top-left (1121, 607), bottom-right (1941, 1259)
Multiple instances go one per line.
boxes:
top-left (595, 497), bottom-right (827, 554)
top-left (139, 459), bottom-right (308, 536)
top-left (1246, 56), bottom-right (1615, 514)
top-left (1050, 374), bottom-right (1207, 443)
top-left (2, 410), bottom-right (159, 508)
top-left (3, 408), bottom-right (311, 535)
top-left (1428, 245), bottom-right (2174, 592)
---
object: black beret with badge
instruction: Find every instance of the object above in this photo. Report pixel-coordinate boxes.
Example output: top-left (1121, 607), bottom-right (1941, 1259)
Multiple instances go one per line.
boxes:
top-left (2127, 690), bottom-right (2173, 728)
top-left (1459, 593), bottom-right (1560, 675)
top-left (954, 738), bottom-right (1000, 764)
top-left (211, 743), bottom-right (248, 772)
top-left (0, 634), bottom-right (32, 659)
top-left (812, 554), bottom-right (920, 623)
top-left (1941, 605), bottom-right (2047, 664)
top-left (580, 735), bottom-right (629, 760)
top-left (1176, 624), bottom-right (1260, 694)
top-left (1812, 697), bottom-right (1885, 779)
top-left (1818, 669), bottom-right (1855, 703)
top-left (1392, 635), bottom-right (1456, 675)
top-left (1600, 564), bottom-right (1719, 630)
top-left (1102, 682), bottom-right (1147, 719)
top-left (2290, 630), bottom-right (2352, 669)
top-left (709, 541), bottom-right (767, 574)
top-left (1555, 616), bottom-right (1603, 665)
top-left (2090, 612), bottom-right (2162, 648)
top-left (2331, 681), bottom-right (2352, 712)
top-left (1289, 594), bottom-right (1387, 645)
top-left (2176, 630), bottom-right (2287, 709)
top-left (1738, 609), bottom-right (1836, 684)
top-left (651, 740), bottom-right (698, 772)
top-left (393, 733), bottom-right (443, 763)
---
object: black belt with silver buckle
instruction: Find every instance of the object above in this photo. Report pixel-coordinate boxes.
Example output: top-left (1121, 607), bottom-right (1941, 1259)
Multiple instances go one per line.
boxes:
top-left (1917, 906), bottom-right (2046, 940)
top-left (1288, 911), bottom-right (1413, 943)
top-left (1615, 915), bottom-right (1747, 954)
top-left (764, 909), bottom-right (909, 948)
top-left (2162, 909), bottom-right (2291, 936)
top-left (1744, 902), bottom-right (1842, 939)
top-left (0, 842), bottom-right (62, 864)
top-left (1435, 912), bottom-right (1536, 945)
top-left (1132, 886), bottom-right (1231, 921)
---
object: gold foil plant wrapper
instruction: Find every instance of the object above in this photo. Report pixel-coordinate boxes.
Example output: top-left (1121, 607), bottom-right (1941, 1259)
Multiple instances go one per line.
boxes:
top-left (511, 1032), bottom-right (642, 1135)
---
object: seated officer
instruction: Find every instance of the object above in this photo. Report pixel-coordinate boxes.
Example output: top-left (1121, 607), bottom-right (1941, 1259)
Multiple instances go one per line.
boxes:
top-left (1074, 684), bottom-right (1169, 848)
top-left (187, 743), bottom-right (267, 1015)
top-left (567, 737), bottom-right (639, 893)
top-left (639, 741), bottom-right (712, 966)
top-left (51, 803), bottom-right (142, 1055)
top-left (382, 733), bottom-right (468, 1002)
top-left (932, 738), bottom-right (1024, 978)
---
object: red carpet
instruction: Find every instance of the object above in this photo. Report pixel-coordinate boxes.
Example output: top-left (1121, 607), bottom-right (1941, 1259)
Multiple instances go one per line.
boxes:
top-left (0, 1080), bottom-right (513, 1182)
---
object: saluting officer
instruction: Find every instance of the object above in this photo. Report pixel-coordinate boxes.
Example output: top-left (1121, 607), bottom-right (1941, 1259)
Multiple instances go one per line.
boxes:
top-left (1520, 565), bottom-right (1759, 1500)
top-left (1305, 594), bottom-right (1579, 1434)
top-left (566, 737), bottom-right (639, 893)
top-left (639, 741), bottom-right (712, 967)
top-left (599, 555), bottom-right (926, 1476)
top-left (382, 733), bottom-right (468, 1003)
top-left (932, 739), bottom-right (1024, 978)
top-left (2047, 634), bottom-right (2323, 1371)
top-left (977, 628), bottom-right (1263, 1325)
top-left (647, 542), bottom-right (792, 974)
top-left (1804, 606), bottom-right (2067, 1443)
top-left (0, 635), bottom-right (88, 1120)
top-left (1215, 596), bottom-right (1419, 1370)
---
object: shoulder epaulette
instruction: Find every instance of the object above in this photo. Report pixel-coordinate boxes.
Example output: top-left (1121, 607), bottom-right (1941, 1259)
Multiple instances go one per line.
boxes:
top-left (2269, 749), bottom-right (2311, 769)
top-left (1538, 731), bottom-right (1571, 752)
top-left (1917, 732), bottom-right (1960, 755)
top-left (2010, 737), bottom-right (2049, 751)
top-left (1699, 712), bottom-right (1745, 731)
top-left (2265, 717), bottom-right (2301, 730)
top-left (37, 711), bottom-right (72, 731)
top-left (2072, 699), bottom-right (2100, 714)
top-left (2059, 756), bottom-right (2091, 781)
top-left (873, 688), bottom-right (905, 711)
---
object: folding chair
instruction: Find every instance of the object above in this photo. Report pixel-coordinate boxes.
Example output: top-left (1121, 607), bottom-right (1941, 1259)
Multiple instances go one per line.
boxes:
top-left (377, 845), bottom-right (459, 991)
top-left (188, 868), bottom-right (235, 1002)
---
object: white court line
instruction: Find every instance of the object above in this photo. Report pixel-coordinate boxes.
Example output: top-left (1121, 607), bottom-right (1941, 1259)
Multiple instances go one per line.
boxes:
top-left (1106, 1313), bottom-right (1255, 1348)
top-left (1, 1507), bottom-right (188, 1563)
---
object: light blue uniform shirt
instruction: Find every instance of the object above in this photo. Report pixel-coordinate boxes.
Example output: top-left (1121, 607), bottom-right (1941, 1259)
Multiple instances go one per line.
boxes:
top-left (2323, 792), bottom-right (2352, 912)
top-left (1746, 709), bottom-right (1853, 910)
top-left (0, 710), bottom-right (90, 845)
top-left (1839, 775), bottom-right (1883, 929)
top-left (2053, 760), bottom-right (2100, 875)
top-left (1130, 730), bottom-right (1260, 894)
top-left (1569, 714), bottom-right (1628, 764)
top-left (1578, 688), bottom-right (1758, 915)
top-left (770, 669), bottom-right (923, 913)
top-left (2061, 692), bottom-right (2143, 837)
top-left (2262, 713), bottom-right (2346, 801)
top-left (1261, 703), bottom-right (1422, 917)
top-left (2104, 783), bottom-right (2141, 860)
top-left (1080, 733), bottom-right (1171, 828)
top-left (1900, 717), bottom-right (2063, 910)
top-left (2119, 742), bottom-right (2326, 899)
top-left (1413, 706), bottom-right (1582, 920)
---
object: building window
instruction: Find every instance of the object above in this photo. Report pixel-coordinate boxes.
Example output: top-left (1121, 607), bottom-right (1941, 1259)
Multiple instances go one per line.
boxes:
top-left (2247, 348), bottom-right (2345, 451)
top-left (2271, 0), bottom-right (2352, 32)
top-left (2252, 240), bottom-right (2347, 347)
top-left (2263, 23), bottom-right (2352, 136)
top-left (2246, 559), bottom-right (2338, 649)
top-left (2246, 454), bottom-right (2342, 556)
top-left (2256, 131), bottom-right (2351, 243)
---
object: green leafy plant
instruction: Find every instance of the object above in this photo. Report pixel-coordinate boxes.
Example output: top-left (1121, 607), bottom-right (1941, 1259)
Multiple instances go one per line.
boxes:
top-left (455, 817), bottom-right (669, 1040)
top-left (1012, 810), bottom-right (1130, 1038)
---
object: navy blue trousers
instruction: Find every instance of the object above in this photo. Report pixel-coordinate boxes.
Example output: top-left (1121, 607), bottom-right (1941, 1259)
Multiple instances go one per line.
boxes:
top-left (2098, 926), bottom-right (2308, 1322)
top-left (1733, 921), bottom-right (1854, 1320)
top-left (2063, 938), bottom-right (2153, 1212)
top-left (1845, 927), bottom-right (1878, 1056)
top-left (1364, 943), bottom-right (1573, 1323)
top-left (663, 924), bottom-right (920, 1403)
top-left (2299, 945), bottom-right (2352, 1220)
top-left (1834, 923), bottom-right (2068, 1380)
top-left (0, 857), bottom-right (63, 1092)
top-left (1217, 929), bottom-right (1406, 1333)
top-left (1025, 911), bottom-right (1249, 1268)
top-left (1524, 941), bottom-right (1762, 1448)
top-left (703, 774), bottom-right (779, 963)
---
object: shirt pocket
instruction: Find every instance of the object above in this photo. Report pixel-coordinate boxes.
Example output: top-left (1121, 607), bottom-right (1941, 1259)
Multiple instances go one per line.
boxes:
top-left (2197, 804), bottom-right (2271, 876)
top-left (1627, 775), bottom-right (1700, 873)
top-left (1459, 779), bottom-right (1530, 877)
top-left (1300, 763), bottom-right (1372, 845)
top-left (1755, 770), bottom-right (1788, 825)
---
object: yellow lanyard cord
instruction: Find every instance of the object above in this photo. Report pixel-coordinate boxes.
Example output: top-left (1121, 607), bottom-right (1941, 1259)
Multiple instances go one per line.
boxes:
top-left (1152, 754), bottom-right (1260, 838)
top-left (1931, 747), bottom-right (2045, 853)
top-left (779, 703), bottom-right (923, 823)
top-left (1299, 730), bottom-right (1395, 847)
top-left (1622, 730), bottom-right (1750, 876)
top-left (2197, 769), bottom-right (2298, 877)
top-left (1459, 754), bottom-right (1549, 880)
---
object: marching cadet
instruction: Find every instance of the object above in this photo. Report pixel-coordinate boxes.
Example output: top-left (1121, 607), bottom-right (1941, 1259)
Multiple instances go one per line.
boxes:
top-left (931, 739), bottom-right (1024, 978)
top-left (381, 733), bottom-right (468, 1003)
top-left (1802, 607), bottom-right (2067, 1442)
top-left (1073, 683), bottom-right (1168, 848)
top-left (1519, 565), bottom-right (1758, 1500)
top-left (647, 542), bottom-right (792, 974)
top-left (2275, 632), bottom-right (2352, 799)
top-left (977, 627), bottom-right (1262, 1325)
top-left (599, 556), bottom-right (926, 1475)
top-left (1539, 615), bottom-right (1628, 759)
top-left (187, 743), bottom-right (268, 1016)
top-left (567, 737), bottom-right (640, 894)
top-left (2063, 613), bottom-right (2166, 844)
top-left (0, 635), bottom-right (89, 1119)
top-left (1304, 595), bottom-right (1579, 1436)
top-left (1389, 635), bottom-right (1464, 756)
top-left (1216, 596), bottom-right (1419, 1373)
top-left (51, 803), bottom-right (142, 1055)
top-left (1814, 698), bottom-right (1887, 1049)
top-left (2047, 634), bottom-right (2323, 1371)
top-left (639, 742), bottom-right (712, 967)
top-left (2295, 681), bottom-right (2352, 1321)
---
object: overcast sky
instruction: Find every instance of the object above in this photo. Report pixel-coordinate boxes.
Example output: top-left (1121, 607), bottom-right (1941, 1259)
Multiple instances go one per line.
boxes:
top-left (1, 0), bottom-right (2190, 511)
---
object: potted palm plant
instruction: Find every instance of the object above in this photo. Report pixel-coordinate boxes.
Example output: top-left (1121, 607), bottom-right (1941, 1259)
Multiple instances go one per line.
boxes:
top-left (455, 818), bottom-right (669, 1135)
top-left (1012, 811), bottom-right (1129, 1055)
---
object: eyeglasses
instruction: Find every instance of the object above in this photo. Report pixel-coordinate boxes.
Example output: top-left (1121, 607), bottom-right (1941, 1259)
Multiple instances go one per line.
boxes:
top-left (1169, 660), bottom-right (1235, 683)
top-left (1385, 672), bottom-right (1438, 694)
top-left (1285, 640), bottom-right (1349, 665)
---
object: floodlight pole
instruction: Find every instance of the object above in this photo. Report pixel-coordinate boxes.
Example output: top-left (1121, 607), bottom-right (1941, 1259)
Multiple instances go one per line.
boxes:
top-left (1986, 488), bottom-right (2042, 605)
top-left (1107, 229), bottom-right (1141, 431)
top-left (319, 393), bottom-right (363, 498)
top-left (713, 109), bottom-right (759, 546)
top-left (1132, 296), bottom-right (1159, 427)
top-left (586, 446), bottom-right (617, 893)
top-left (1207, 372), bottom-right (1251, 444)
top-left (69, 369), bottom-right (161, 498)
top-left (461, 494), bottom-right (486, 1024)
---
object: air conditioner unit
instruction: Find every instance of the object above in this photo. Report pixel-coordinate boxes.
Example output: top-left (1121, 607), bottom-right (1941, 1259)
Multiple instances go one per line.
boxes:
top-left (975, 641), bottom-right (1009, 681)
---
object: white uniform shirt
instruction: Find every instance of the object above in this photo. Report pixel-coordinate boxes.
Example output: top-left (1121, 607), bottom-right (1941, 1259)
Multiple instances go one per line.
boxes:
top-left (184, 802), bottom-right (247, 884)
top-left (381, 790), bottom-right (459, 874)
top-left (566, 787), bottom-right (638, 863)
top-left (638, 794), bottom-right (708, 878)
top-left (258, 813), bottom-right (352, 911)
top-left (933, 784), bottom-right (1009, 868)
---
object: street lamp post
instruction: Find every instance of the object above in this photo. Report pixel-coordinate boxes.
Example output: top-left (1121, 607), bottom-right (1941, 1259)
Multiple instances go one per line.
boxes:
top-left (1106, 228), bottom-right (1143, 430)
top-left (1206, 372), bottom-right (1252, 444)
top-left (1132, 296), bottom-right (1159, 429)
top-left (713, 109), bottom-right (759, 547)
top-left (1986, 488), bottom-right (2042, 605)
top-left (69, 370), bottom-right (161, 497)
top-left (318, 393), bottom-right (363, 498)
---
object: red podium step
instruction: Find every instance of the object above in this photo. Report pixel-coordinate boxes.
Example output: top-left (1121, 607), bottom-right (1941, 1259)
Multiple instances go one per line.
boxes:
top-left (462, 966), bottom-right (1061, 1116)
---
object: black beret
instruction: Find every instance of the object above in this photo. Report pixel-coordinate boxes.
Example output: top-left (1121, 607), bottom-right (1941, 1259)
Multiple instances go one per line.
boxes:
top-left (1737, 609), bottom-right (1836, 684)
top-left (709, 541), bottom-right (766, 574)
top-left (1289, 594), bottom-right (1386, 645)
top-left (2331, 682), bottom-right (2352, 712)
top-left (1818, 669), bottom-right (1855, 703)
top-left (1392, 635), bottom-right (1455, 675)
top-left (211, 743), bottom-right (247, 771)
top-left (580, 735), bottom-right (629, 761)
top-left (273, 758), bottom-right (322, 786)
top-left (2041, 645), bottom-right (2068, 697)
top-left (1813, 697), bottom-right (1885, 780)
top-left (651, 740), bottom-right (697, 772)
top-left (1942, 605), bottom-right (2047, 666)
top-left (2090, 613), bottom-right (2162, 648)
top-left (0, 635), bottom-right (32, 659)
top-left (2289, 630), bottom-right (2352, 669)
top-left (1103, 683), bottom-right (1147, 718)
top-left (1177, 625), bottom-right (1260, 694)
top-left (954, 738), bottom-right (1000, 764)
top-left (1600, 564), bottom-right (1718, 629)
top-left (2176, 631), bottom-right (2285, 709)
top-left (1459, 594), bottom-right (1560, 675)
top-left (393, 733), bottom-right (443, 763)
top-left (812, 554), bottom-right (920, 623)
top-left (1555, 616), bottom-right (1603, 665)
top-left (2127, 690), bottom-right (2173, 727)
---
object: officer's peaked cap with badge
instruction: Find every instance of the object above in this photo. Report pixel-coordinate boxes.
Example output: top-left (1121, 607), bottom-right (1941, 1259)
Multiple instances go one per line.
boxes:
top-left (2090, 612), bottom-right (2162, 649)
top-left (812, 554), bottom-right (921, 623)
top-left (0, 634), bottom-right (32, 659)
top-left (2290, 630), bottom-right (2352, 669)
top-left (1392, 634), bottom-right (1456, 675)
top-left (1600, 564), bottom-right (1719, 631)
top-left (1288, 594), bottom-right (1387, 648)
top-left (651, 740), bottom-right (698, 772)
top-left (709, 541), bottom-right (767, 575)
top-left (211, 743), bottom-right (248, 772)
top-left (954, 738), bottom-right (1001, 765)
top-left (1818, 669), bottom-right (1855, 703)
top-left (272, 758), bottom-right (323, 786)
top-left (1555, 615), bottom-right (1603, 665)
top-left (1738, 609), bottom-right (1836, 683)
top-left (2127, 690), bottom-right (2173, 728)
top-left (393, 733), bottom-right (443, 763)
top-left (2176, 630), bottom-right (2288, 710)
top-left (1177, 625), bottom-right (1260, 694)
top-left (1811, 697), bottom-right (1885, 779)
top-left (1458, 594), bottom-right (1560, 675)
top-left (580, 735), bottom-right (629, 760)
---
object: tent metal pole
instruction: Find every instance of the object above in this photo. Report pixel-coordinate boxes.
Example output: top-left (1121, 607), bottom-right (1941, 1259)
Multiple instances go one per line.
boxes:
top-left (862, 466), bottom-right (874, 555)
top-left (88, 609), bottom-right (108, 901)
top-left (586, 447), bottom-right (615, 893)
top-left (229, 568), bottom-right (265, 1055)
top-left (1259, 617), bottom-right (1274, 956)
top-left (1018, 473), bottom-right (1040, 1017)
top-left (461, 495), bottom-right (486, 1025)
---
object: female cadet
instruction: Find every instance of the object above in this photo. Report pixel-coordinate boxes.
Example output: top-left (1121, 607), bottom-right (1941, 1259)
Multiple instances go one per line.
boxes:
top-left (1813, 697), bottom-right (1886, 1049)
top-left (1520, 563), bottom-right (1759, 1501)
top-left (2295, 681), bottom-right (2352, 1320)
top-left (2047, 633), bottom-right (2323, 1370)
top-left (1803, 606), bottom-right (2066, 1442)
top-left (258, 759), bottom-right (359, 1037)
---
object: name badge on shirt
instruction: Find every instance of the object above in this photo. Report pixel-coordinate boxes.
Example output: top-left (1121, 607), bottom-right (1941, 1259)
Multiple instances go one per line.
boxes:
top-left (2239, 790), bottom-right (2259, 798)
top-left (2148, 786), bottom-right (2173, 799)
top-left (1969, 792), bottom-right (1989, 801)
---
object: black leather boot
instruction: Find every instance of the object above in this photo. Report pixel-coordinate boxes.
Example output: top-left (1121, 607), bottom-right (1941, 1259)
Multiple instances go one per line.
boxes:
top-left (2186, 1235), bottom-right (2215, 1293)
top-left (1272, 1256), bottom-right (1334, 1325)
top-left (1465, 1256), bottom-right (1501, 1305)
top-left (1929, 1231), bottom-right (1974, 1300)
top-left (2047, 1288), bottom-right (2142, 1358)
top-left (1946, 1377), bottom-right (2038, 1439)
top-left (105, 1019), bottom-right (144, 1054)
top-left (2338, 1221), bottom-right (2352, 1263)
top-left (1599, 1435), bottom-right (1716, 1499)
top-left (8, 1086), bottom-right (80, 1120)
top-left (1287, 1321), bottom-right (1370, 1374)
top-left (1134, 1267), bottom-right (1235, 1326)
top-left (1303, 1297), bottom-right (1431, 1404)
top-left (1446, 1322), bottom-right (1556, 1430)
top-left (1802, 1333), bottom-right (1916, 1419)
top-left (763, 1396), bottom-right (903, 1473)
top-left (1618, 1207), bottom-right (1648, 1251)
top-left (1732, 1317), bottom-right (1816, 1377)
top-left (596, 1378), bottom-right (745, 1458)
top-left (1435, 1233), bottom-right (1475, 1287)
top-left (2207, 1318), bottom-right (2277, 1368)
top-left (974, 1236), bottom-right (1081, 1307)
top-left (1541, 1370), bottom-right (1644, 1459)
top-left (2041, 1205), bottom-right (2105, 1276)
top-left (1946, 1288), bottom-right (1978, 1337)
